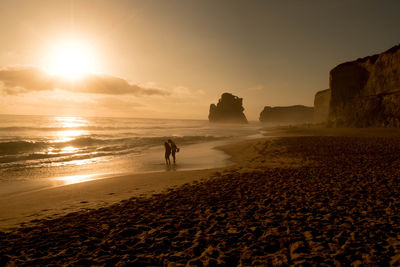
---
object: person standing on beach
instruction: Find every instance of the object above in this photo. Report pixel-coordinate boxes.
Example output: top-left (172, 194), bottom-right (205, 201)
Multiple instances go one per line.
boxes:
top-left (164, 142), bottom-right (171, 165)
top-left (168, 139), bottom-right (179, 164)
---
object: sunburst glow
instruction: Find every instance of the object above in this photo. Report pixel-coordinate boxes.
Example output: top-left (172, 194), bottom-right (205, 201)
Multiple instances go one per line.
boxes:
top-left (45, 40), bottom-right (96, 80)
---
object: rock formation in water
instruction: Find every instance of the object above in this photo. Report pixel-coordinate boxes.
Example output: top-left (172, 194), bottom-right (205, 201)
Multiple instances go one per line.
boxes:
top-left (313, 89), bottom-right (331, 124)
top-left (329, 44), bottom-right (400, 127)
top-left (208, 93), bottom-right (248, 123)
top-left (259, 105), bottom-right (314, 124)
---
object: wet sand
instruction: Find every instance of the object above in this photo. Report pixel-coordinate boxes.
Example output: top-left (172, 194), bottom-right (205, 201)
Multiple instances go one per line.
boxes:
top-left (0, 169), bottom-right (224, 231)
top-left (2, 130), bottom-right (400, 265)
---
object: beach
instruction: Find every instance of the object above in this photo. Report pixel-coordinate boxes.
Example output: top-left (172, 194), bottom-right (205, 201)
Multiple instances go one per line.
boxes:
top-left (1, 129), bottom-right (400, 265)
top-left (0, 137), bottom-right (240, 229)
top-left (1, 0), bottom-right (400, 265)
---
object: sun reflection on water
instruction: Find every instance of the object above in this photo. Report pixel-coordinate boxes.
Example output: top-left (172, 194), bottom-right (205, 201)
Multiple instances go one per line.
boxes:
top-left (54, 116), bottom-right (88, 128)
top-left (54, 130), bottom-right (87, 143)
top-left (44, 117), bottom-right (108, 169)
top-left (61, 146), bottom-right (78, 153)
top-left (52, 117), bottom-right (88, 143)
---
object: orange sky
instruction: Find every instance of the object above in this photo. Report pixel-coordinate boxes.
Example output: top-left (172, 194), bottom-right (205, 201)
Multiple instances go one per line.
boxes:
top-left (0, 0), bottom-right (399, 120)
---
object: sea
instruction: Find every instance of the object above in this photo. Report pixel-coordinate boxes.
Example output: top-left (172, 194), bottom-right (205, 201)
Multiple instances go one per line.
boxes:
top-left (0, 115), bottom-right (262, 195)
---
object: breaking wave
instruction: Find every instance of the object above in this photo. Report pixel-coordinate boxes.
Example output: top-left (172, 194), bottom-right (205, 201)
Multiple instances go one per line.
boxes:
top-left (0, 135), bottom-right (223, 168)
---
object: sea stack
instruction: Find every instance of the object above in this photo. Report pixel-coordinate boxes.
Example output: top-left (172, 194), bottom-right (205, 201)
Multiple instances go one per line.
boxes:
top-left (259, 105), bottom-right (314, 124)
top-left (208, 93), bottom-right (248, 123)
top-left (313, 89), bottom-right (331, 124)
top-left (329, 44), bottom-right (400, 127)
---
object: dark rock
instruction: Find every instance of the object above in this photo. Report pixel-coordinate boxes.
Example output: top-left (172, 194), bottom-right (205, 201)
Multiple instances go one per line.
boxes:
top-left (208, 93), bottom-right (248, 124)
top-left (313, 89), bottom-right (331, 124)
top-left (259, 105), bottom-right (314, 124)
top-left (329, 44), bottom-right (400, 127)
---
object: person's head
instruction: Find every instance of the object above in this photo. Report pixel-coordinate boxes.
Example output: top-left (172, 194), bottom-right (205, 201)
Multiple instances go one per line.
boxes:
top-left (168, 139), bottom-right (172, 143)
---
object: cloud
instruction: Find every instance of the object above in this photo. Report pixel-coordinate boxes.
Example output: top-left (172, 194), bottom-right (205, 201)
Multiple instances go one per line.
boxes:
top-left (76, 74), bottom-right (168, 96)
top-left (0, 66), bottom-right (55, 94)
top-left (0, 66), bottom-right (169, 96)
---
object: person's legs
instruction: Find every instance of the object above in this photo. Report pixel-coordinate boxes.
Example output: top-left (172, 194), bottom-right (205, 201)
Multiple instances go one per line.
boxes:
top-left (165, 153), bottom-right (170, 165)
top-left (172, 151), bottom-right (176, 164)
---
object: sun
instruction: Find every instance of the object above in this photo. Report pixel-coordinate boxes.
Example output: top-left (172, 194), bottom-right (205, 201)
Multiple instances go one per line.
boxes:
top-left (44, 40), bottom-right (96, 80)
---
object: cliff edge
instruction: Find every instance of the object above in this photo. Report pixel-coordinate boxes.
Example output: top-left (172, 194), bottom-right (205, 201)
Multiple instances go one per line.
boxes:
top-left (329, 44), bottom-right (400, 127)
top-left (314, 89), bottom-right (331, 124)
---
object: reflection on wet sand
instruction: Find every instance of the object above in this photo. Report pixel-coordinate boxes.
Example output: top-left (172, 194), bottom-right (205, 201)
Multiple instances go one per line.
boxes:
top-left (54, 174), bottom-right (97, 186)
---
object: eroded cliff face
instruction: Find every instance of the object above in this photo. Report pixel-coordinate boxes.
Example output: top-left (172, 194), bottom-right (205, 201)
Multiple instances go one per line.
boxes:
top-left (208, 93), bottom-right (248, 123)
top-left (329, 44), bottom-right (400, 127)
top-left (259, 105), bottom-right (313, 124)
top-left (313, 89), bottom-right (331, 124)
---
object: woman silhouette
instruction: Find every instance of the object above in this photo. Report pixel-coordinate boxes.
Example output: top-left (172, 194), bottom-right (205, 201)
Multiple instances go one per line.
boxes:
top-left (168, 139), bottom-right (179, 164)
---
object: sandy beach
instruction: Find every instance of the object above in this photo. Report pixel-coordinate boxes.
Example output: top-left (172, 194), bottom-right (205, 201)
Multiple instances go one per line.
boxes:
top-left (2, 129), bottom-right (400, 265)
top-left (1, 1), bottom-right (399, 265)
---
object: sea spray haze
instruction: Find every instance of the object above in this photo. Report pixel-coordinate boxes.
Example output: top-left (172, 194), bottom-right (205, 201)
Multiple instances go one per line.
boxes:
top-left (0, 115), bottom-right (260, 183)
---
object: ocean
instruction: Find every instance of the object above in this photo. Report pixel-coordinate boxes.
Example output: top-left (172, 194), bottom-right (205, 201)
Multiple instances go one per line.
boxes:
top-left (0, 115), bottom-right (261, 194)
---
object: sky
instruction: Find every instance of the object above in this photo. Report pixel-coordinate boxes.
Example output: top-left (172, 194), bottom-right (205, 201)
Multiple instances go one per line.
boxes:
top-left (0, 0), bottom-right (399, 120)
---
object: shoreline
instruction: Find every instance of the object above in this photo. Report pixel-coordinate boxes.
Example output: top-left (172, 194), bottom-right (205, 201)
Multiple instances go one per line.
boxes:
top-left (0, 137), bottom-right (249, 231)
top-left (0, 138), bottom-right (235, 198)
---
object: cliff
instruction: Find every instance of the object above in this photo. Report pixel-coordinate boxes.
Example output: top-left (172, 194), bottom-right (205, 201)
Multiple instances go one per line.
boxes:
top-left (208, 93), bottom-right (248, 124)
top-left (313, 89), bottom-right (331, 124)
top-left (259, 105), bottom-right (314, 124)
top-left (329, 44), bottom-right (400, 127)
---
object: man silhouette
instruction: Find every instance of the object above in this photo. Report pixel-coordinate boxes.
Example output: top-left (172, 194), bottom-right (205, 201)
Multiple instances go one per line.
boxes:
top-left (164, 141), bottom-right (171, 165)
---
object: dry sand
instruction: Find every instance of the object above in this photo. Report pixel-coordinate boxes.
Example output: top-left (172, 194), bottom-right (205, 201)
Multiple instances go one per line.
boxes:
top-left (2, 128), bottom-right (400, 265)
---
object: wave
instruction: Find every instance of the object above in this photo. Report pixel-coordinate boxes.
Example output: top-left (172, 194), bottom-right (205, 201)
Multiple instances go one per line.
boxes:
top-left (0, 135), bottom-right (225, 166)
top-left (0, 152), bottom-right (118, 171)
top-left (0, 140), bottom-right (47, 154)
